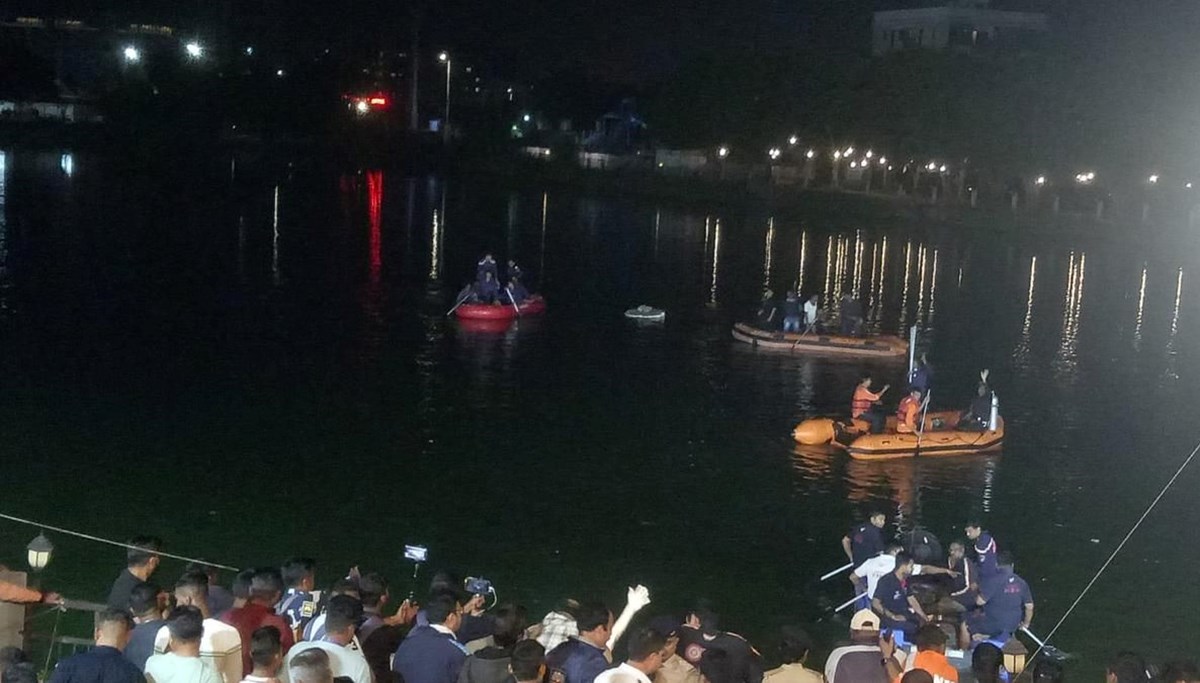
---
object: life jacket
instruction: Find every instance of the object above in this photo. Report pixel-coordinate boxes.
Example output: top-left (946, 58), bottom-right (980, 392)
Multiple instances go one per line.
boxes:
top-left (896, 396), bottom-right (919, 432)
top-left (851, 386), bottom-right (875, 418)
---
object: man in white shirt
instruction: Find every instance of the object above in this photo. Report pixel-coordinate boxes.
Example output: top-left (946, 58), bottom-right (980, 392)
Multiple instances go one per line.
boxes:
top-left (155, 572), bottom-right (244, 683)
top-left (850, 544), bottom-right (957, 607)
top-left (802, 295), bottom-right (819, 333)
top-left (594, 628), bottom-right (667, 683)
top-left (281, 596), bottom-right (372, 683)
top-left (287, 648), bottom-right (333, 683)
top-left (146, 607), bottom-right (224, 683)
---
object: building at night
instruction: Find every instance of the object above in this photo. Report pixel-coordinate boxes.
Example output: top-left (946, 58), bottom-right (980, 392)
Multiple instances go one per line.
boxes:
top-left (872, 1), bottom-right (1048, 56)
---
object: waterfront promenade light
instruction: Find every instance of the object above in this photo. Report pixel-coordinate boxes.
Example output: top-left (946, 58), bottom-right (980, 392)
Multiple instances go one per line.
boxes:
top-left (123, 46), bottom-right (140, 63)
top-left (185, 42), bottom-right (203, 59)
top-left (1035, 176), bottom-right (1046, 186)
top-left (717, 146), bottom-right (729, 159)
top-left (788, 135), bottom-right (798, 146)
top-left (1148, 174), bottom-right (1159, 184)
top-left (27, 533), bottom-right (53, 571)
top-left (805, 149), bottom-right (815, 159)
top-left (768, 148), bottom-right (781, 160)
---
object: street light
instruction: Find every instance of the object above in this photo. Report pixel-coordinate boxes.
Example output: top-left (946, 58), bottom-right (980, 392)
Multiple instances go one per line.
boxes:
top-left (1001, 638), bottom-right (1028, 677)
top-left (805, 149), bottom-right (815, 159)
top-left (438, 51), bottom-right (451, 142)
top-left (717, 146), bottom-right (729, 159)
top-left (879, 157), bottom-right (887, 165)
top-left (1035, 175), bottom-right (1046, 186)
top-left (123, 46), bottom-right (140, 63)
top-left (788, 135), bottom-right (798, 146)
top-left (844, 146), bottom-right (855, 156)
top-left (865, 150), bottom-right (874, 159)
top-left (185, 41), bottom-right (203, 59)
top-left (1148, 174), bottom-right (1159, 184)
top-left (833, 150), bottom-right (842, 160)
top-left (27, 533), bottom-right (54, 571)
top-left (522, 113), bottom-right (531, 123)
top-left (939, 164), bottom-right (947, 173)
top-left (768, 148), bottom-right (781, 160)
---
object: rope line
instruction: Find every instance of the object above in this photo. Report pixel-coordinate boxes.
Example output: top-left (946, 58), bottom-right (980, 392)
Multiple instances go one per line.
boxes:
top-left (0, 512), bottom-right (239, 571)
top-left (1030, 437), bottom-right (1200, 661)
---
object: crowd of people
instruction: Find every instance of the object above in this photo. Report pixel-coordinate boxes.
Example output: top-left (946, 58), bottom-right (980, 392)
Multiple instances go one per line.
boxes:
top-left (0, 532), bottom-right (1198, 683)
top-left (455, 254), bottom-right (531, 307)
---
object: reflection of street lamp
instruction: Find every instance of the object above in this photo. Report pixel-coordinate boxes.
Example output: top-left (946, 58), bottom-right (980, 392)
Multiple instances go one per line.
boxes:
top-left (123, 46), bottom-right (140, 63)
top-left (438, 52), bottom-right (451, 142)
top-left (27, 533), bottom-right (54, 572)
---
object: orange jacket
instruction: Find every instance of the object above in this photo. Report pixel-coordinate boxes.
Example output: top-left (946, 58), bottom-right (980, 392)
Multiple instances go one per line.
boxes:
top-left (0, 579), bottom-right (44, 604)
top-left (896, 396), bottom-right (921, 433)
top-left (851, 386), bottom-right (882, 418)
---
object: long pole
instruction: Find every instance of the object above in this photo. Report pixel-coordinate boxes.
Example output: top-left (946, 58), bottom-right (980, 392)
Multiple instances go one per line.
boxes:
top-left (835, 593), bottom-right (867, 613)
top-left (819, 562), bottom-right (855, 582)
top-left (908, 324), bottom-right (917, 377)
top-left (443, 57), bottom-right (451, 143)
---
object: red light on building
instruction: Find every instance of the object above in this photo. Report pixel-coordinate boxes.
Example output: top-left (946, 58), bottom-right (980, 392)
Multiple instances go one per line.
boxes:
top-left (368, 96), bottom-right (388, 106)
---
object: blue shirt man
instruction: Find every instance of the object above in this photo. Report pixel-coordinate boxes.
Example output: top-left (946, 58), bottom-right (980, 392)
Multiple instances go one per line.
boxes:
top-left (966, 522), bottom-right (998, 579)
top-left (545, 601), bottom-right (612, 683)
top-left (967, 552), bottom-right (1034, 640)
top-left (277, 558), bottom-right (318, 639)
top-left (51, 609), bottom-right (145, 683)
top-left (393, 595), bottom-right (468, 683)
top-left (843, 513), bottom-right (887, 567)
top-left (870, 553), bottom-right (928, 636)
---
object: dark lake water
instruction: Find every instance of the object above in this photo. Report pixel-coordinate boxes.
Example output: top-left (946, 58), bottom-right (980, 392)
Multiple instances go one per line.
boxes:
top-left (2, 149), bottom-right (1200, 676)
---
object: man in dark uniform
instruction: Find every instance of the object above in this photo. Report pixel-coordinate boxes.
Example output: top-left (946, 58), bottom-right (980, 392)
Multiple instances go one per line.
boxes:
top-left (675, 601), bottom-right (764, 683)
top-left (961, 552), bottom-right (1033, 647)
top-left (842, 512), bottom-right (887, 567)
top-left (965, 522), bottom-right (999, 581)
top-left (870, 553), bottom-right (929, 637)
top-left (276, 557), bottom-right (318, 641)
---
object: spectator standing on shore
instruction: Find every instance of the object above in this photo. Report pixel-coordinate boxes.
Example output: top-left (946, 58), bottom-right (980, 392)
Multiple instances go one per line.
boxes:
top-left (188, 564), bottom-right (236, 618)
top-left (126, 583), bottom-right (167, 671)
top-left (545, 601), bottom-right (612, 683)
top-left (762, 627), bottom-right (820, 683)
top-left (107, 536), bottom-right (162, 611)
top-left (154, 572), bottom-right (243, 683)
top-left (594, 627), bottom-right (668, 683)
top-left (282, 596), bottom-right (372, 683)
top-left (48, 608), bottom-right (144, 683)
top-left (1105, 652), bottom-right (1150, 683)
top-left (393, 593), bottom-right (468, 683)
top-left (536, 601), bottom-right (580, 653)
top-left (145, 607), bottom-right (223, 683)
top-left (456, 604), bottom-right (527, 683)
top-left (303, 577), bottom-right (360, 643)
top-left (895, 625), bottom-right (957, 683)
top-left (287, 650), bottom-right (333, 683)
top-left (675, 602), bottom-right (763, 683)
top-left (508, 641), bottom-right (545, 683)
top-left (278, 559), bottom-right (319, 643)
top-left (241, 627), bottom-right (284, 683)
top-left (645, 618), bottom-right (705, 683)
top-left (358, 573), bottom-right (416, 683)
top-left (824, 610), bottom-right (887, 683)
top-left (230, 570), bottom-right (255, 612)
top-left (221, 569), bottom-right (295, 675)
top-left (969, 643), bottom-right (1003, 683)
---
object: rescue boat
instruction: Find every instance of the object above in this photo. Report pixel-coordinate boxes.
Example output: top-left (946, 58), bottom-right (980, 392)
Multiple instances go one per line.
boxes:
top-left (731, 323), bottom-right (908, 359)
top-left (792, 410), bottom-right (1005, 460)
top-left (624, 305), bottom-right (666, 322)
top-left (455, 295), bottom-right (546, 321)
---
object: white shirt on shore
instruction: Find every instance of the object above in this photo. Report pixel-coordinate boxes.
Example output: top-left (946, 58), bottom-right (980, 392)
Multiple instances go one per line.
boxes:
top-left (280, 640), bottom-right (373, 683)
top-left (595, 662), bottom-right (651, 683)
top-left (145, 652), bottom-right (224, 683)
top-left (154, 619), bottom-right (243, 683)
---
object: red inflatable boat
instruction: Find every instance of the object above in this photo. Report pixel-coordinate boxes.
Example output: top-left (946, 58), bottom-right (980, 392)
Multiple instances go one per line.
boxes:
top-left (455, 295), bottom-right (546, 321)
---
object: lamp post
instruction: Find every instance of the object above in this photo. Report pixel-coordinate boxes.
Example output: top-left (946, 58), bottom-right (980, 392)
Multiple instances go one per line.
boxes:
top-left (27, 533), bottom-right (54, 573)
top-left (185, 41), bottom-right (203, 59)
top-left (122, 46), bottom-right (140, 64)
top-left (438, 51), bottom-right (451, 143)
top-left (717, 146), bottom-right (729, 181)
top-left (1001, 637), bottom-right (1028, 678)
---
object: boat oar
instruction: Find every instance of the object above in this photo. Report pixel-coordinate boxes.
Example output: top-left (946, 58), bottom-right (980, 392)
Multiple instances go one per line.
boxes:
top-left (509, 293), bottom-right (522, 318)
top-left (1020, 627), bottom-right (1072, 659)
top-left (914, 390), bottom-right (932, 456)
top-left (835, 592), bottom-right (868, 613)
top-left (819, 562), bottom-right (855, 582)
top-left (446, 291), bottom-right (472, 316)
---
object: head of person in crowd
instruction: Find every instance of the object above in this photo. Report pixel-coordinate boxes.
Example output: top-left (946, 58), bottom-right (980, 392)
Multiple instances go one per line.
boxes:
top-left (427, 571), bottom-right (463, 596)
top-left (426, 593), bottom-right (463, 632)
top-left (970, 642), bottom-right (1003, 683)
top-left (328, 577), bottom-right (360, 601)
top-left (869, 510), bottom-right (886, 529)
top-left (94, 608), bottom-right (136, 651)
top-left (324, 595), bottom-right (364, 646)
top-left (492, 604), bottom-right (530, 650)
top-left (0, 663), bottom-right (37, 683)
top-left (282, 558), bottom-right (317, 592)
top-left (574, 601), bottom-right (613, 648)
top-left (1159, 660), bottom-right (1200, 683)
top-left (647, 617), bottom-right (681, 661)
top-left (965, 522), bottom-right (982, 541)
top-left (231, 568), bottom-right (255, 608)
top-left (250, 626), bottom-right (284, 677)
top-left (900, 672), bottom-right (933, 683)
top-left (166, 606), bottom-right (206, 655)
top-left (186, 563), bottom-right (221, 587)
top-left (684, 600), bottom-right (720, 634)
top-left (848, 609), bottom-right (880, 643)
top-left (509, 640), bottom-right (546, 683)
top-left (893, 552), bottom-right (915, 579)
top-left (776, 626), bottom-right (813, 667)
top-left (251, 568), bottom-right (286, 608)
top-left (175, 571), bottom-right (212, 615)
top-left (130, 582), bottom-right (164, 622)
top-left (358, 573), bottom-right (389, 613)
top-left (552, 599), bottom-right (580, 618)
top-left (1107, 651), bottom-right (1151, 683)
top-left (1032, 659), bottom-right (1065, 683)
top-left (289, 648), bottom-right (334, 683)
top-left (624, 627), bottom-right (668, 677)
top-left (126, 536), bottom-right (163, 579)
top-left (0, 647), bottom-right (28, 680)
top-left (949, 542), bottom-right (966, 564)
top-left (913, 625), bottom-right (946, 654)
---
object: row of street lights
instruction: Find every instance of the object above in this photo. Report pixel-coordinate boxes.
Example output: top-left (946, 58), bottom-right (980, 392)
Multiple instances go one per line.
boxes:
top-left (121, 41), bottom-right (205, 64)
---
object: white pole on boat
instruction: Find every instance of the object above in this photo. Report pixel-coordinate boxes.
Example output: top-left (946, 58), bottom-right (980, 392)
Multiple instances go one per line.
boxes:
top-left (915, 390), bottom-right (932, 455)
top-left (989, 392), bottom-right (999, 431)
top-left (819, 562), bottom-right (855, 581)
top-left (908, 324), bottom-right (917, 378)
top-left (1019, 627), bottom-right (1046, 648)
top-left (835, 592), bottom-right (868, 613)
top-left (446, 291), bottom-right (472, 316)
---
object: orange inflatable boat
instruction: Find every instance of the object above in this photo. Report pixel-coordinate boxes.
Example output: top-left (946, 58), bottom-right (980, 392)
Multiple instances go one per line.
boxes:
top-left (792, 410), bottom-right (1005, 460)
top-left (731, 323), bottom-right (908, 359)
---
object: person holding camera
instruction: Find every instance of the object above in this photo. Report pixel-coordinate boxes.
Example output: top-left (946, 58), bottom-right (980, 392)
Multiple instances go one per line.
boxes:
top-left (393, 594), bottom-right (469, 683)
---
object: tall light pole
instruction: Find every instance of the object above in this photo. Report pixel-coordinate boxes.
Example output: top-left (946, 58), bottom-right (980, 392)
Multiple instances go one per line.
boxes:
top-left (438, 51), bottom-right (451, 143)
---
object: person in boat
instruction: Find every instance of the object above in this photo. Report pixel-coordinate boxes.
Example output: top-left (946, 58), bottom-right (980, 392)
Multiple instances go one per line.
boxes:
top-left (477, 253), bottom-right (499, 282)
top-left (940, 542), bottom-right (979, 614)
top-left (842, 510), bottom-right (887, 567)
top-left (965, 521), bottom-right (999, 580)
top-left (959, 552), bottom-right (1033, 648)
top-left (781, 291), bottom-right (802, 333)
top-left (957, 370), bottom-right (993, 431)
top-left (503, 277), bottom-right (530, 306)
top-left (870, 552), bottom-right (930, 637)
top-left (802, 295), bottom-right (820, 333)
top-left (477, 271), bottom-right (501, 304)
top-left (756, 290), bottom-right (779, 330)
top-left (852, 376), bottom-right (890, 434)
top-left (895, 389), bottom-right (923, 434)
top-left (839, 295), bottom-right (864, 336)
top-left (908, 353), bottom-right (932, 394)
top-left (455, 282), bottom-right (478, 305)
top-left (505, 259), bottom-right (525, 284)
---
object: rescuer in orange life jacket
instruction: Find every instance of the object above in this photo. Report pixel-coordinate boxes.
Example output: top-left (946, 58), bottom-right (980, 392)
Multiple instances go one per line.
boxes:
top-left (895, 388), bottom-right (924, 434)
top-left (851, 376), bottom-right (890, 434)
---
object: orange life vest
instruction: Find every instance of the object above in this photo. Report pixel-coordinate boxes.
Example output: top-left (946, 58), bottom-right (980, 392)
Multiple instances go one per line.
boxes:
top-left (896, 395), bottom-right (920, 432)
top-left (851, 386), bottom-right (878, 418)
